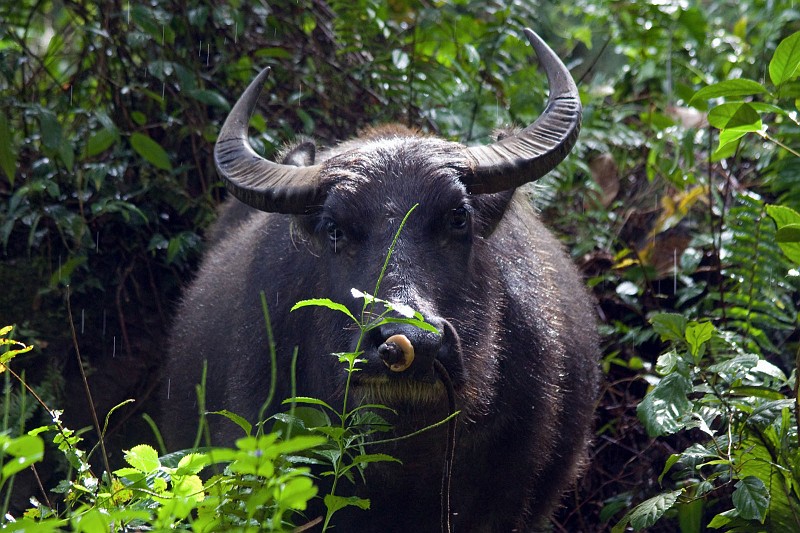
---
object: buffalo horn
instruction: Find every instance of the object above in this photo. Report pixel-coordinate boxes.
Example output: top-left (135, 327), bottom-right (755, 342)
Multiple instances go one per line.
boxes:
top-left (214, 67), bottom-right (323, 214)
top-left (461, 28), bottom-right (582, 194)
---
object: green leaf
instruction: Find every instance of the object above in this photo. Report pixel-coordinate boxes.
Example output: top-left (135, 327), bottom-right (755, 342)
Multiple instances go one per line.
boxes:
top-left (176, 452), bottom-right (210, 475)
top-left (707, 102), bottom-right (761, 131)
top-left (769, 30), bottom-right (800, 87)
top-left (0, 113), bottom-right (17, 185)
top-left (690, 79), bottom-right (767, 106)
top-left (86, 127), bottom-right (117, 157)
top-left (685, 321), bottom-right (714, 358)
top-left (776, 224), bottom-right (800, 242)
top-left (637, 373), bottom-right (693, 436)
top-left (124, 444), bottom-right (160, 474)
top-left (282, 396), bottom-right (335, 413)
top-left (207, 410), bottom-right (252, 436)
top-left (275, 476), bottom-right (317, 511)
top-left (766, 204), bottom-right (800, 263)
top-left (655, 350), bottom-right (678, 375)
top-left (1, 434), bottom-right (44, 479)
top-left (37, 108), bottom-right (62, 153)
top-left (732, 476), bottom-right (769, 522)
top-left (371, 316), bottom-right (440, 334)
top-left (615, 490), bottom-right (682, 531)
top-left (658, 453), bottom-right (682, 484)
top-left (324, 494), bottom-right (370, 514)
top-left (186, 89), bottom-right (230, 110)
top-left (650, 313), bottom-right (687, 343)
top-left (291, 298), bottom-right (358, 324)
top-left (130, 132), bottom-right (172, 170)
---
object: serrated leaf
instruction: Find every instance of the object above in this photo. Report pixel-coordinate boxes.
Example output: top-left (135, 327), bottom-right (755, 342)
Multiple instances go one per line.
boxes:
top-left (130, 132), bottom-right (172, 171)
top-left (690, 79), bottom-right (767, 106)
top-left (650, 313), bottom-right (687, 343)
top-left (770, 30), bottom-right (800, 87)
top-left (276, 476), bottom-right (317, 511)
top-left (176, 452), bottom-right (210, 475)
top-left (732, 476), bottom-right (769, 522)
top-left (617, 490), bottom-right (682, 531)
top-left (637, 373), bottom-right (692, 436)
top-left (124, 444), bottom-right (160, 474)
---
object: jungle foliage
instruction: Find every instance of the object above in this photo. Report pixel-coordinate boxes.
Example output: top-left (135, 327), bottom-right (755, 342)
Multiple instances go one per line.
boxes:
top-left (1, 0), bottom-right (800, 531)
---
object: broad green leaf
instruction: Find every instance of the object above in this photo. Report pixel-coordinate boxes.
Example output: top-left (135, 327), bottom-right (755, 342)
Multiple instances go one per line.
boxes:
top-left (0, 113), bottom-right (16, 184)
top-left (1, 434), bottom-right (44, 478)
top-left (37, 108), bottom-right (62, 153)
top-left (708, 353), bottom-right (759, 375)
top-left (186, 89), bottom-right (230, 110)
top-left (86, 128), bottom-right (117, 157)
top-left (770, 30), bottom-right (800, 87)
top-left (650, 313), bottom-right (687, 343)
top-left (176, 452), bottom-right (210, 475)
top-left (776, 224), bottom-right (800, 242)
top-left (732, 476), bottom-right (769, 522)
top-left (291, 298), bottom-right (357, 324)
top-left (690, 79), bottom-right (767, 106)
top-left (615, 490), bottom-right (682, 531)
top-left (276, 476), bottom-right (317, 511)
top-left (269, 435), bottom-right (327, 456)
top-left (655, 350), bottom-right (678, 375)
top-left (637, 373), bottom-right (692, 436)
top-left (677, 498), bottom-right (704, 533)
top-left (707, 102), bottom-right (761, 131)
top-left (124, 444), bottom-right (160, 474)
top-left (685, 321), bottom-right (714, 358)
top-left (766, 204), bottom-right (800, 263)
top-left (130, 132), bottom-right (172, 171)
top-left (707, 509), bottom-right (737, 528)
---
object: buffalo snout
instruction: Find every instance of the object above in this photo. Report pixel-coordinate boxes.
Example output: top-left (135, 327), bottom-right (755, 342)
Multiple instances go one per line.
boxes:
top-left (368, 321), bottom-right (444, 383)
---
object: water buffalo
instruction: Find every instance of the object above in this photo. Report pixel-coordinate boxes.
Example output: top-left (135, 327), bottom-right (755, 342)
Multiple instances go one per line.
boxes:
top-left (164, 28), bottom-right (599, 532)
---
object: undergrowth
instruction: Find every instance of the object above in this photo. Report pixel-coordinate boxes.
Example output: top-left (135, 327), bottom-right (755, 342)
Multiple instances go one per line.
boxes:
top-left (0, 206), bottom-right (455, 531)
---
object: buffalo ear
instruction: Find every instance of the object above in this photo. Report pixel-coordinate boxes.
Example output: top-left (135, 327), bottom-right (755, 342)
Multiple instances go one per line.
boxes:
top-left (472, 189), bottom-right (515, 237)
top-left (280, 140), bottom-right (316, 167)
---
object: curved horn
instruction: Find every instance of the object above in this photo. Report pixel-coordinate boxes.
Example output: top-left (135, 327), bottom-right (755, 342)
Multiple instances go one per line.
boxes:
top-left (462, 28), bottom-right (582, 194)
top-left (214, 67), bottom-right (323, 214)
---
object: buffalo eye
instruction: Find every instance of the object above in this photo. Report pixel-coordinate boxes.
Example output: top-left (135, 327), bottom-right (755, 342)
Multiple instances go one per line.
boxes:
top-left (449, 205), bottom-right (470, 231)
top-left (325, 220), bottom-right (345, 250)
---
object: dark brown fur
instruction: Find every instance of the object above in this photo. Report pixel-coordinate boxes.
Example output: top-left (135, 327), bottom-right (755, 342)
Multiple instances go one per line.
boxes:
top-left (164, 126), bottom-right (599, 532)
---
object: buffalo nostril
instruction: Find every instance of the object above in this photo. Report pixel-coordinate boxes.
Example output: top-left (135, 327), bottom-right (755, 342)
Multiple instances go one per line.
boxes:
top-left (378, 334), bottom-right (415, 372)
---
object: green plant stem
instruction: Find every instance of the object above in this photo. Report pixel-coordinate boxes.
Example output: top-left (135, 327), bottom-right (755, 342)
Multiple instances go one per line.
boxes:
top-left (759, 131), bottom-right (800, 158)
top-left (66, 287), bottom-right (112, 484)
top-left (795, 343), bottom-right (800, 450)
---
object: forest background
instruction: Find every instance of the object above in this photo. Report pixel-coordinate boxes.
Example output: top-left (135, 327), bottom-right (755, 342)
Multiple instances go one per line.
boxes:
top-left (1, 0), bottom-right (800, 531)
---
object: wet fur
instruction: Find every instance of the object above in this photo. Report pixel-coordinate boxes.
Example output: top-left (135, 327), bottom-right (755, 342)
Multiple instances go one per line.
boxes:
top-left (164, 124), bottom-right (599, 532)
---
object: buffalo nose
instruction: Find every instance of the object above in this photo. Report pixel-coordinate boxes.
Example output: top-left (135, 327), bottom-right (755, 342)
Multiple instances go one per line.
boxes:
top-left (373, 321), bottom-right (443, 378)
top-left (378, 334), bottom-right (415, 372)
